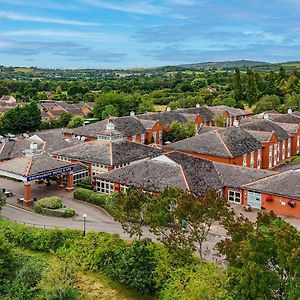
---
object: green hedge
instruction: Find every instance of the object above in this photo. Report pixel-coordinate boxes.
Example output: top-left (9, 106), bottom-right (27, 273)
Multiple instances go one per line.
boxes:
top-left (73, 188), bottom-right (116, 215)
top-left (34, 197), bottom-right (75, 218)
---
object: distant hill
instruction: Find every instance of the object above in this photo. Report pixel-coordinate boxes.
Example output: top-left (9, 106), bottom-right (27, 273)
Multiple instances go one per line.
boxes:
top-left (178, 60), bottom-right (271, 70)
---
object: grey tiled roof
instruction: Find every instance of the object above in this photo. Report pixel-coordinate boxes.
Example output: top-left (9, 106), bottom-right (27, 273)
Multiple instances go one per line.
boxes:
top-left (0, 140), bottom-right (44, 161)
top-left (266, 113), bottom-right (300, 124)
top-left (72, 117), bottom-right (146, 138)
top-left (96, 151), bottom-right (274, 195)
top-left (240, 119), bottom-right (290, 141)
top-left (55, 139), bottom-right (163, 166)
top-left (272, 122), bottom-right (299, 134)
top-left (96, 152), bottom-right (223, 194)
top-left (245, 130), bottom-right (273, 143)
top-left (138, 111), bottom-right (188, 127)
top-left (0, 155), bottom-right (72, 177)
top-left (243, 170), bottom-right (300, 200)
top-left (167, 127), bottom-right (261, 158)
top-left (207, 105), bottom-right (251, 117)
top-left (213, 162), bottom-right (274, 189)
top-left (29, 129), bottom-right (83, 153)
top-left (176, 107), bottom-right (215, 122)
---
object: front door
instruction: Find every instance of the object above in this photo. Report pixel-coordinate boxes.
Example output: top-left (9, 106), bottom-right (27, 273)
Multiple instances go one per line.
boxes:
top-left (247, 190), bottom-right (262, 209)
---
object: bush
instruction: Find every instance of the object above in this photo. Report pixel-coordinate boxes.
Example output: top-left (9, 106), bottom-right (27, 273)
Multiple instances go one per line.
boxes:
top-left (73, 188), bottom-right (116, 214)
top-left (0, 220), bottom-right (82, 252)
top-left (34, 197), bottom-right (75, 218)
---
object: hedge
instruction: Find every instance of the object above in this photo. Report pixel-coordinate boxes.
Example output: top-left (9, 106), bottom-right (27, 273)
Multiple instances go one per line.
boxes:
top-left (73, 188), bottom-right (117, 215)
top-left (34, 197), bottom-right (76, 218)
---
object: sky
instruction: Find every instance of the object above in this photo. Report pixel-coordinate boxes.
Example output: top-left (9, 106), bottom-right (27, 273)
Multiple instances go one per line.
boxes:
top-left (0, 0), bottom-right (299, 69)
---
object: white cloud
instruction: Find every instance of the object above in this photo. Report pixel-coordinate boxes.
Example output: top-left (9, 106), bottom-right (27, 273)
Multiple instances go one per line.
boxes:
top-left (2, 29), bottom-right (126, 42)
top-left (0, 11), bottom-right (99, 26)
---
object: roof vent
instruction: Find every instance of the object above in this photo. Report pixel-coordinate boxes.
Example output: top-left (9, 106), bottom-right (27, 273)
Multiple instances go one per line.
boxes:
top-left (166, 107), bottom-right (171, 112)
top-left (196, 103), bottom-right (200, 108)
top-left (288, 108), bottom-right (293, 114)
top-left (233, 120), bottom-right (239, 127)
top-left (263, 113), bottom-right (269, 120)
top-left (130, 111), bottom-right (135, 117)
top-left (106, 121), bottom-right (115, 131)
top-left (30, 142), bottom-right (38, 150)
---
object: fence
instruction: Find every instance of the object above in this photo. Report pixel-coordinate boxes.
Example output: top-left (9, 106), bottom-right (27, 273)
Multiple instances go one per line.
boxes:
top-left (0, 214), bottom-right (73, 230)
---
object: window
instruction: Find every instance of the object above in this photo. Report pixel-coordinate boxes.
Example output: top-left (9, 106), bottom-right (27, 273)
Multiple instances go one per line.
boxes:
top-left (250, 151), bottom-right (254, 168)
top-left (141, 133), bottom-right (145, 144)
top-left (282, 142), bottom-right (286, 160)
top-left (257, 149), bottom-right (261, 169)
top-left (120, 184), bottom-right (129, 193)
top-left (288, 138), bottom-right (291, 157)
top-left (247, 190), bottom-right (262, 209)
top-left (216, 189), bottom-right (222, 197)
top-left (228, 190), bottom-right (241, 203)
top-left (243, 154), bottom-right (247, 167)
top-left (132, 135), bottom-right (136, 142)
top-left (152, 132), bottom-right (157, 143)
top-left (297, 136), bottom-right (300, 153)
top-left (273, 144), bottom-right (277, 166)
top-left (278, 142), bottom-right (281, 162)
top-left (159, 130), bottom-right (163, 144)
top-left (96, 180), bottom-right (114, 194)
top-left (269, 145), bottom-right (273, 169)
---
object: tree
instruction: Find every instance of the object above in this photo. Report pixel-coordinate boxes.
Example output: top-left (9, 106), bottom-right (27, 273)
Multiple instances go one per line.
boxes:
top-left (213, 114), bottom-right (227, 127)
top-left (160, 263), bottom-right (232, 300)
top-left (163, 121), bottom-right (195, 143)
top-left (0, 233), bottom-right (15, 293)
top-left (218, 212), bottom-right (300, 300)
top-left (58, 112), bottom-right (73, 127)
top-left (233, 68), bottom-right (243, 102)
top-left (101, 104), bottom-right (118, 119)
top-left (83, 92), bottom-right (96, 103)
top-left (253, 95), bottom-right (281, 114)
top-left (146, 189), bottom-right (232, 260)
top-left (67, 116), bottom-right (84, 129)
top-left (137, 98), bottom-right (155, 114)
top-left (1, 101), bottom-right (42, 133)
top-left (245, 68), bottom-right (258, 106)
top-left (0, 190), bottom-right (6, 211)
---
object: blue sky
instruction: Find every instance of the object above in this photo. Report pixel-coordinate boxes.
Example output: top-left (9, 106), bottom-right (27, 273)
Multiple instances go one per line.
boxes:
top-left (0, 0), bottom-right (299, 69)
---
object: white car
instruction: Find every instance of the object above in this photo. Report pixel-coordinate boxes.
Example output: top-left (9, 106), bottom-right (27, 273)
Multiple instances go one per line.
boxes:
top-left (5, 133), bottom-right (16, 138)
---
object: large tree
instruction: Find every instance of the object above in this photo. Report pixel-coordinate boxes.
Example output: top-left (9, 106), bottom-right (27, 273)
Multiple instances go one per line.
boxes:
top-left (218, 212), bottom-right (300, 300)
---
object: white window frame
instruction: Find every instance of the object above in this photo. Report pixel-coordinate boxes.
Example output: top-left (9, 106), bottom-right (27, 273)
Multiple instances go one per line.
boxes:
top-left (282, 142), bottom-right (286, 160)
top-left (228, 190), bottom-right (241, 204)
top-left (288, 138), bottom-right (291, 157)
top-left (269, 145), bottom-right (273, 169)
top-left (152, 132), bottom-right (157, 143)
top-left (141, 133), bottom-right (145, 144)
top-left (250, 151), bottom-right (254, 168)
top-left (96, 180), bottom-right (114, 194)
top-left (257, 149), bottom-right (261, 169)
top-left (242, 154), bottom-right (247, 167)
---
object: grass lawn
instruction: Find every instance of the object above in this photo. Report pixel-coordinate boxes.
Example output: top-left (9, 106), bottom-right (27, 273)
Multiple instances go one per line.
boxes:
top-left (18, 248), bottom-right (155, 300)
top-left (14, 67), bottom-right (34, 73)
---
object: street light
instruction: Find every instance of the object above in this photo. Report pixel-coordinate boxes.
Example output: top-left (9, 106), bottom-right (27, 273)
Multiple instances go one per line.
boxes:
top-left (83, 214), bottom-right (87, 236)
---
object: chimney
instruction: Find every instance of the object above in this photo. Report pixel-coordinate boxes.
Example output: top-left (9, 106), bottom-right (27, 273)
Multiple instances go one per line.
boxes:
top-left (130, 111), bottom-right (135, 117)
top-left (166, 107), bottom-right (171, 112)
top-left (233, 120), bottom-right (239, 127)
top-left (288, 108), bottom-right (293, 114)
top-left (196, 103), bottom-right (200, 108)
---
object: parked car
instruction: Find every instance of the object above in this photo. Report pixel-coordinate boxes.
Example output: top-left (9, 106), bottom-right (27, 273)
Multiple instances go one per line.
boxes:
top-left (22, 133), bottom-right (30, 138)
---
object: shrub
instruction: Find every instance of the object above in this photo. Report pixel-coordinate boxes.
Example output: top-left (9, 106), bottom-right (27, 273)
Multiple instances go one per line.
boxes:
top-left (34, 197), bottom-right (75, 218)
top-left (35, 197), bottom-right (63, 209)
top-left (0, 220), bottom-right (82, 252)
top-left (73, 188), bottom-right (117, 215)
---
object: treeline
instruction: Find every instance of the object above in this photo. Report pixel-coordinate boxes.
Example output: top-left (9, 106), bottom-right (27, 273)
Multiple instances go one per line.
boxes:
top-left (1, 66), bottom-right (300, 119)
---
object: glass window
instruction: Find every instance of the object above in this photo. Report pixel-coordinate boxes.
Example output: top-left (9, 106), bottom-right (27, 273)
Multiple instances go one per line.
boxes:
top-left (228, 190), bottom-right (241, 203)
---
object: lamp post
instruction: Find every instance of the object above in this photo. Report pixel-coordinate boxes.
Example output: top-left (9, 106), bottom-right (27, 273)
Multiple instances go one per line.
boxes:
top-left (83, 213), bottom-right (87, 236)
